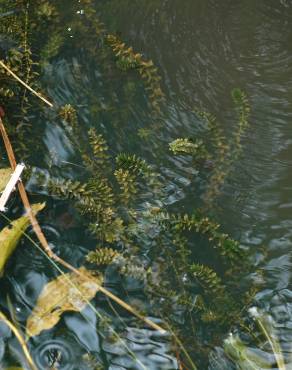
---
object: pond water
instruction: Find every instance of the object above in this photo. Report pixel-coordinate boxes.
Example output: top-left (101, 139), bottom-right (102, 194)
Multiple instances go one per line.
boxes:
top-left (1, 0), bottom-right (292, 369)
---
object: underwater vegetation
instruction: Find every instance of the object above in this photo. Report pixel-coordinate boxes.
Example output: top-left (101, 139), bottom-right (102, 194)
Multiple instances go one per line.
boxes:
top-left (0, 1), bottom-right (284, 369)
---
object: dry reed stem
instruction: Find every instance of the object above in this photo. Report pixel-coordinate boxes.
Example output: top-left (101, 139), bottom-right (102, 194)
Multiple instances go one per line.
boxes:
top-left (0, 60), bottom-right (53, 107)
top-left (0, 117), bottom-right (165, 334)
top-left (0, 311), bottom-right (38, 370)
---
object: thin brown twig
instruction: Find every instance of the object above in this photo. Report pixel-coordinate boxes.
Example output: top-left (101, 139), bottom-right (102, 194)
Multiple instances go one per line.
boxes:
top-left (0, 116), bottom-right (165, 334)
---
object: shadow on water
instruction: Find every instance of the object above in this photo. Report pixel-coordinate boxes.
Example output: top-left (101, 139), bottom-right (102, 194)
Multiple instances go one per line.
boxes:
top-left (1, 0), bottom-right (292, 369)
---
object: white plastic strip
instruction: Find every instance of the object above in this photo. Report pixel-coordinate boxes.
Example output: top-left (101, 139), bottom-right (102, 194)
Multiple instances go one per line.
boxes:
top-left (0, 163), bottom-right (25, 212)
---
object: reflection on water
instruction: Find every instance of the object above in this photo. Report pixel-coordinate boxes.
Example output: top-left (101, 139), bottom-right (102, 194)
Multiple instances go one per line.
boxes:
top-left (1, 0), bottom-right (292, 368)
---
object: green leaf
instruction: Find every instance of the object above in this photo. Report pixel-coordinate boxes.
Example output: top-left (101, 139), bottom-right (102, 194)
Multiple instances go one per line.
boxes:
top-left (26, 267), bottom-right (103, 338)
top-left (0, 203), bottom-right (45, 275)
top-left (0, 168), bottom-right (13, 192)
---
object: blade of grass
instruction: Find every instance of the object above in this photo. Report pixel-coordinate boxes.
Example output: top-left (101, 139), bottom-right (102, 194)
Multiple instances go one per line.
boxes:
top-left (249, 307), bottom-right (286, 370)
top-left (164, 322), bottom-right (198, 370)
top-left (0, 311), bottom-right (37, 370)
top-left (0, 60), bottom-right (53, 107)
top-left (256, 317), bottom-right (286, 370)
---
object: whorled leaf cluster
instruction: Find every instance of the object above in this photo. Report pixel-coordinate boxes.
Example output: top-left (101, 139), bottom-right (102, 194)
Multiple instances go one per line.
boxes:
top-left (169, 89), bottom-right (251, 207)
top-left (106, 34), bottom-right (165, 114)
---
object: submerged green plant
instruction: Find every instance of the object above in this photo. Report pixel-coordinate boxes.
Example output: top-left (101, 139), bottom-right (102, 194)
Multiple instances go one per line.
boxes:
top-left (169, 138), bottom-right (209, 159)
top-left (86, 247), bottom-right (121, 266)
top-left (32, 104), bottom-right (257, 366)
top-left (170, 89), bottom-right (251, 207)
top-left (106, 34), bottom-right (165, 114)
top-left (0, 2), bottom-right (257, 368)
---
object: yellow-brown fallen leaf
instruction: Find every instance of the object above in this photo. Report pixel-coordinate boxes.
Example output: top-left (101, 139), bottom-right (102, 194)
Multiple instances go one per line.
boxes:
top-left (0, 203), bottom-right (45, 275)
top-left (26, 267), bottom-right (103, 338)
top-left (0, 168), bottom-right (13, 192)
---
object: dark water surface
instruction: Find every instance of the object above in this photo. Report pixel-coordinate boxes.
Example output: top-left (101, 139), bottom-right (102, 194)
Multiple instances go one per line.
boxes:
top-left (1, 0), bottom-right (292, 369)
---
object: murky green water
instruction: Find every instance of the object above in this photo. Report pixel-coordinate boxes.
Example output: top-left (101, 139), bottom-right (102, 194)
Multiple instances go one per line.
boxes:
top-left (1, 1), bottom-right (292, 369)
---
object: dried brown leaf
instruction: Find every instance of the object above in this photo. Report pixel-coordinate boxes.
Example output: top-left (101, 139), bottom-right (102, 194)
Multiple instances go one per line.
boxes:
top-left (26, 267), bottom-right (103, 338)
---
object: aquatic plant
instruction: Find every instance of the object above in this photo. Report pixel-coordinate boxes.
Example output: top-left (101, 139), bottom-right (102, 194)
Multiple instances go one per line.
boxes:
top-left (106, 34), bottom-right (165, 114)
top-left (0, 2), bottom-right (257, 369)
top-left (169, 138), bottom-right (209, 159)
top-left (170, 89), bottom-right (251, 207)
top-left (22, 103), bottom-right (254, 367)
